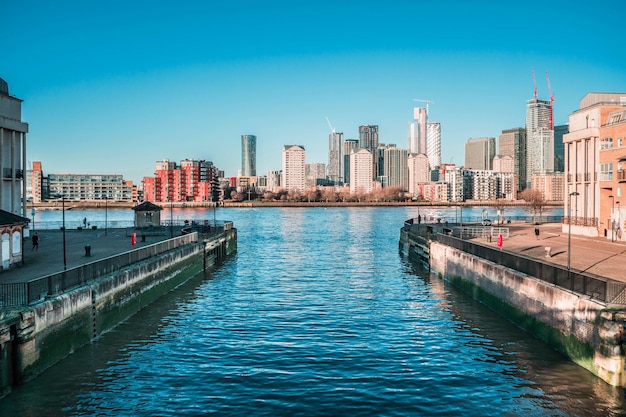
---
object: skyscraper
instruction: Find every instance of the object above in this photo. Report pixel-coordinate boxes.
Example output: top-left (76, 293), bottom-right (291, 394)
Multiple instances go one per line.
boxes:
top-left (343, 139), bottom-right (359, 186)
top-left (526, 99), bottom-right (553, 184)
top-left (426, 122), bottom-right (441, 169)
top-left (350, 148), bottom-right (373, 194)
top-left (328, 130), bottom-right (344, 185)
top-left (408, 107), bottom-right (427, 155)
top-left (282, 145), bottom-right (306, 192)
top-left (498, 127), bottom-right (527, 191)
top-left (381, 145), bottom-right (408, 189)
top-left (241, 134), bottom-right (256, 177)
top-left (359, 125), bottom-right (379, 180)
top-left (464, 137), bottom-right (496, 170)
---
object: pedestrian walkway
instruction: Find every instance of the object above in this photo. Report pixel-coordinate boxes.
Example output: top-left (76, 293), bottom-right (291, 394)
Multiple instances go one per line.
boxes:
top-left (470, 221), bottom-right (626, 283)
top-left (2, 228), bottom-right (171, 284)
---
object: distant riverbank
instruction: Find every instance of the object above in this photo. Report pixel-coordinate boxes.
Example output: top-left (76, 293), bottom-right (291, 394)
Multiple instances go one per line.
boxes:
top-left (29, 200), bottom-right (563, 210)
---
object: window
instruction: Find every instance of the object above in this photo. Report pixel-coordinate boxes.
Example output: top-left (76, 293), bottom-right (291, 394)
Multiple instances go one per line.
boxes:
top-left (600, 162), bottom-right (613, 181)
top-left (619, 138), bottom-right (624, 147)
top-left (600, 137), bottom-right (614, 150)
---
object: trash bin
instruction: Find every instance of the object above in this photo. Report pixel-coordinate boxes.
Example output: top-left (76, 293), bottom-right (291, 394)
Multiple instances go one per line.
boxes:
top-left (85, 244), bottom-right (91, 257)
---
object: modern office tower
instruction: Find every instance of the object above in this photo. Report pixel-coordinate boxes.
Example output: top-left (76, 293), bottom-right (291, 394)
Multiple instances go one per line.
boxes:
top-left (305, 163), bottom-right (326, 187)
top-left (241, 134), bottom-right (257, 177)
top-left (343, 139), bottom-right (359, 186)
top-left (426, 122), bottom-right (441, 169)
top-left (526, 98), bottom-right (553, 184)
top-left (408, 153), bottom-right (430, 197)
top-left (565, 92), bottom-right (626, 238)
top-left (359, 125), bottom-right (379, 179)
top-left (350, 148), bottom-right (373, 194)
top-left (328, 130), bottom-right (344, 185)
top-left (381, 145), bottom-right (408, 189)
top-left (0, 78), bottom-right (29, 216)
top-left (553, 124), bottom-right (568, 172)
top-left (498, 128), bottom-right (527, 191)
top-left (282, 145), bottom-right (306, 192)
top-left (492, 155), bottom-right (515, 173)
top-left (408, 107), bottom-right (427, 155)
top-left (464, 137), bottom-right (496, 170)
top-left (266, 170), bottom-right (281, 192)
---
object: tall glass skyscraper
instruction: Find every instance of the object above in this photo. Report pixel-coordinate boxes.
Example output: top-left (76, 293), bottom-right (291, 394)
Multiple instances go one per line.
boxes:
top-left (241, 134), bottom-right (256, 176)
top-left (328, 131), bottom-right (344, 185)
top-left (525, 99), bottom-right (553, 185)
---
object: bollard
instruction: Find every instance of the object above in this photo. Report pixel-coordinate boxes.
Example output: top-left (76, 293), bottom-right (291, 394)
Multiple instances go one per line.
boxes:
top-left (85, 244), bottom-right (91, 257)
top-left (545, 247), bottom-right (551, 258)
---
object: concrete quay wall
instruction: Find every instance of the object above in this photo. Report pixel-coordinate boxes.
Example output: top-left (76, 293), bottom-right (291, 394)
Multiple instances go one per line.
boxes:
top-left (427, 239), bottom-right (626, 386)
top-left (0, 228), bottom-right (237, 397)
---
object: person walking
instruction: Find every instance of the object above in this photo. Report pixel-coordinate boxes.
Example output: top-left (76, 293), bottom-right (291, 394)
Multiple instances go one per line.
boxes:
top-left (32, 233), bottom-right (39, 251)
top-left (534, 227), bottom-right (540, 240)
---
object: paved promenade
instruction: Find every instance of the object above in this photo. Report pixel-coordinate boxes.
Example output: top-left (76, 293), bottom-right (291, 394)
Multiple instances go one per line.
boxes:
top-left (1, 228), bottom-right (172, 284)
top-left (467, 221), bottom-right (626, 283)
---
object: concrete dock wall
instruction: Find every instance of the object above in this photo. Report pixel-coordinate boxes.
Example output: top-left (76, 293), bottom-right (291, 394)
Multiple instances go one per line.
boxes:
top-left (400, 228), bottom-right (626, 387)
top-left (0, 228), bottom-right (236, 396)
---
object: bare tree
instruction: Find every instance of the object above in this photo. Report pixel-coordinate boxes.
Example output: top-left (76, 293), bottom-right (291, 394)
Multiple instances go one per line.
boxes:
top-left (518, 188), bottom-right (546, 224)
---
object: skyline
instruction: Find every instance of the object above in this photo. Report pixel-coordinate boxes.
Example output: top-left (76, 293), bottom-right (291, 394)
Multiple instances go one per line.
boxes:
top-left (2, 0), bottom-right (626, 184)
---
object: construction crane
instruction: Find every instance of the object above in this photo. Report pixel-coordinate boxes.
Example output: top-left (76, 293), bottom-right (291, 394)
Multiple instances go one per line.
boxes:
top-left (546, 72), bottom-right (555, 129)
top-left (412, 99), bottom-right (434, 115)
top-left (325, 116), bottom-right (336, 134)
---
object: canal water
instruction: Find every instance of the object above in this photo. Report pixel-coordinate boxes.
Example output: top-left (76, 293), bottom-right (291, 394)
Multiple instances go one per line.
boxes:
top-left (2, 206), bottom-right (626, 416)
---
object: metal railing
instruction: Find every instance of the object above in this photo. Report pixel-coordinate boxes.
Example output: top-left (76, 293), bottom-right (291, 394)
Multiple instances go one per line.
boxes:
top-left (434, 232), bottom-right (626, 305)
top-left (0, 232), bottom-right (203, 308)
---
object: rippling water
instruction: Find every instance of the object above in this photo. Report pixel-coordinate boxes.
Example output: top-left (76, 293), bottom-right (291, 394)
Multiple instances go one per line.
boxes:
top-left (2, 206), bottom-right (625, 416)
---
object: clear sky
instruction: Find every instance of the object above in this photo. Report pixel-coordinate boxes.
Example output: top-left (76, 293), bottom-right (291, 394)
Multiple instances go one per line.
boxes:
top-left (2, 0), bottom-right (625, 183)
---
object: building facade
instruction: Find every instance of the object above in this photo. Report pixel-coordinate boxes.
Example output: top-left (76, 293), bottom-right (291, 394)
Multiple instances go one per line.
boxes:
top-left (381, 145), bottom-right (408, 190)
top-left (498, 127), bottom-right (527, 191)
top-left (350, 148), bottom-right (373, 194)
top-left (464, 137), bottom-right (496, 170)
top-left (343, 139), bottom-right (359, 186)
top-left (0, 78), bottom-right (28, 216)
top-left (359, 125), bottom-right (379, 180)
top-left (408, 107), bottom-right (427, 155)
top-left (408, 153), bottom-right (430, 197)
top-left (241, 134), bottom-right (256, 177)
top-left (426, 122), bottom-right (441, 169)
top-left (328, 130), bottom-right (344, 185)
top-left (282, 145), bottom-right (306, 192)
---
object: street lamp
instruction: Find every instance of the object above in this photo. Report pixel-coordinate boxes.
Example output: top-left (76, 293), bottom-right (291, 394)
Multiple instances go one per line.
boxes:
top-left (31, 207), bottom-right (35, 232)
top-left (102, 194), bottom-right (108, 235)
top-left (53, 193), bottom-right (67, 270)
top-left (567, 191), bottom-right (580, 279)
top-left (609, 195), bottom-right (615, 242)
top-left (169, 197), bottom-right (174, 238)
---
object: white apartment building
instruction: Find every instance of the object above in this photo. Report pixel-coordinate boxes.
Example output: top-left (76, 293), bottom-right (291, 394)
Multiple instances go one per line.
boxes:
top-left (282, 145), bottom-right (306, 192)
top-left (48, 174), bottom-right (134, 201)
top-left (350, 148), bottom-right (373, 194)
top-left (426, 122), bottom-right (441, 169)
top-left (408, 153), bottom-right (430, 197)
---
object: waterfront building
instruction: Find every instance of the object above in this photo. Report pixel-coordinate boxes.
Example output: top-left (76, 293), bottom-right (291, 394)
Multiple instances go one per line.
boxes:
top-left (443, 165), bottom-right (464, 202)
top-left (531, 172), bottom-right (564, 202)
top-left (328, 130), bottom-right (344, 185)
top-left (266, 170), bottom-right (281, 192)
top-left (143, 158), bottom-right (219, 203)
top-left (282, 145), bottom-right (306, 192)
top-left (564, 92), bottom-right (626, 238)
top-left (359, 125), bottom-right (379, 180)
top-left (426, 122), bottom-right (441, 169)
top-left (463, 169), bottom-right (499, 201)
top-left (48, 174), bottom-right (135, 202)
top-left (0, 78), bottom-right (29, 217)
top-left (498, 127), bottom-right (527, 191)
top-left (379, 144), bottom-right (408, 190)
top-left (241, 135), bottom-right (256, 177)
top-left (408, 153), bottom-right (430, 197)
top-left (349, 148), bottom-right (373, 194)
top-left (464, 137), bottom-right (496, 170)
top-left (343, 139), bottom-right (359, 186)
top-left (305, 163), bottom-right (327, 187)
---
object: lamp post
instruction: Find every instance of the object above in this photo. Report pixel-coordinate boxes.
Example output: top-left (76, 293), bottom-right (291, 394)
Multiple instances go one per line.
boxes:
top-left (31, 207), bottom-right (35, 232)
top-left (567, 191), bottom-right (580, 279)
top-left (53, 193), bottom-right (67, 270)
top-left (609, 195), bottom-right (615, 242)
top-left (618, 201), bottom-right (621, 241)
top-left (103, 194), bottom-right (108, 235)
top-left (169, 197), bottom-right (174, 238)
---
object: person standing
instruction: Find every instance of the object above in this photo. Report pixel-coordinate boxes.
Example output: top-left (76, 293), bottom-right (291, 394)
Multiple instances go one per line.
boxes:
top-left (32, 233), bottom-right (39, 251)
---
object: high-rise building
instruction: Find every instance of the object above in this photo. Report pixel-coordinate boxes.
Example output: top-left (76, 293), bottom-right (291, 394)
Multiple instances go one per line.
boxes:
top-left (408, 107), bottom-right (427, 155)
top-left (328, 130), bottom-right (344, 185)
top-left (343, 139), bottom-right (359, 186)
top-left (350, 148), bottom-right (373, 194)
top-left (464, 137), bottom-right (496, 170)
top-left (553, 124), bottom-right (568, 172)
top-left (426, 122), bottom-right (441, 169)
top-left (498, 127), bottom-right (527, 191)
top-left (381, 145), bottom-right (408, 190)
top-left (241, 134), bottom-right (256, 177)
top-left (305, 163), bottom-right (326, 187)
top-left (408, 153), bottom-right (430, 197)
top-left (266, 170), bottom-right (281, 192)
top-left (282, 145), bottom-right (306, 192)
top-left (359, 125), bottom-right (379, 180)
top-left (0, 78), bottom-right (29, 216)
top-left (526, 99), bottom-right (553, 184)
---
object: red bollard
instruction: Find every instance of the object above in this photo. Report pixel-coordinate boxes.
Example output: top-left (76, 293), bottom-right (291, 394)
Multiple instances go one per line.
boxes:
top-left (131, 232), bottom-right (137, 246)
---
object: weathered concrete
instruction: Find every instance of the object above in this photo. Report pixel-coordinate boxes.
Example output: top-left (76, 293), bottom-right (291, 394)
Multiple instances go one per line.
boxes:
top-left (400, 226), bottom-right (626, 387)
top-left (0, 228), bottom-right (236, 396)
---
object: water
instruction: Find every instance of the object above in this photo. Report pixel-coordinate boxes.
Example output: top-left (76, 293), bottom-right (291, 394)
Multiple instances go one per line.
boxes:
top-left (3, 206), bottom-right (626, 416)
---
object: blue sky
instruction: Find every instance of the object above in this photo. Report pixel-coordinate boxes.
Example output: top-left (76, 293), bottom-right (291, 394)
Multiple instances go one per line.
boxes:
top-left (2, 0), bottom-right (625, 183)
